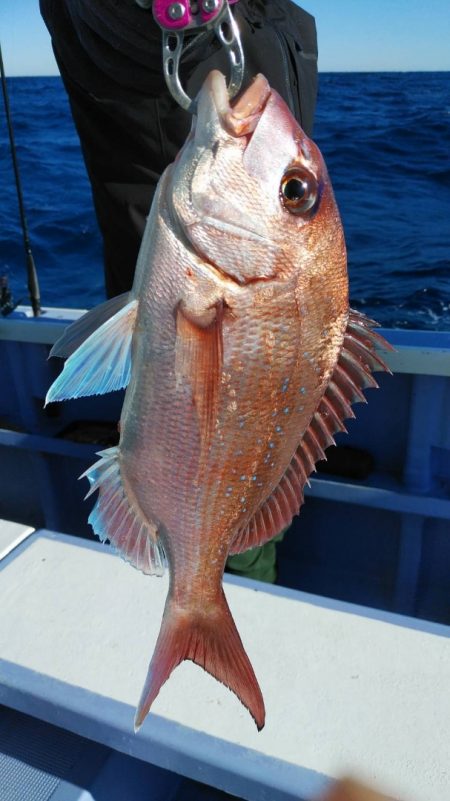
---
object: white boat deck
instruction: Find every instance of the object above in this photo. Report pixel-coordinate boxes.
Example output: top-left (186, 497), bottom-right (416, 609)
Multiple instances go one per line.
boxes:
top-left (0, 518), bottom-right (34, 561)
top-left (0, 524), bottom-right (449, 801)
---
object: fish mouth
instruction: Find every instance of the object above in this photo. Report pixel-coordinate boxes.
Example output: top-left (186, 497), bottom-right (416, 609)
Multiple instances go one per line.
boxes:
top-left (206, 70), bottom-right (271, 138)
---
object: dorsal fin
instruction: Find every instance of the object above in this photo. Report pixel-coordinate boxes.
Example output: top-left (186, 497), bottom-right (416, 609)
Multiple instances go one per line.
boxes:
top-left (230, 310), bottom-right (392, 555)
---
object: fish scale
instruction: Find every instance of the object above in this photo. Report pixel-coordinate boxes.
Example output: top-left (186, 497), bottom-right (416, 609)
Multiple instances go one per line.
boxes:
top-left (46, 70), bottom-right (392, 732)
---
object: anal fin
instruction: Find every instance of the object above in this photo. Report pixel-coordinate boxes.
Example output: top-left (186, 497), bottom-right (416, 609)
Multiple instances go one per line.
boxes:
top-left (82, 447), bottom-right (166, 577)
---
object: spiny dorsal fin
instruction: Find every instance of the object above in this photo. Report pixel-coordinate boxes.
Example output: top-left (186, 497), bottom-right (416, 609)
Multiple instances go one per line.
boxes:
top-left (230, 310), bottom-right (392, 554)
top-left (82, 447), bottom-right (166, 576)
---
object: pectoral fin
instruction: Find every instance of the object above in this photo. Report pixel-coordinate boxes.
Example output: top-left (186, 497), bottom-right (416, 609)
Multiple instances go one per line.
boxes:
top-left (175, 300), bottom-right (224, 452)
top-left (46, 298), bottom-right (138, 404)
top-left (50, 292), bottom-right (131, 358)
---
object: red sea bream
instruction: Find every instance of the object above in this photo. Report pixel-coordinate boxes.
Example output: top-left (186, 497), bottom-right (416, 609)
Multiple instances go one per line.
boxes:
top-left (46, 71), bottom-right (391, 731)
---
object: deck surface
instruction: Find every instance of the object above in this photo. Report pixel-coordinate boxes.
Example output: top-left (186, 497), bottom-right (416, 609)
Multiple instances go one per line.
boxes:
top-left (0, 528), bottom-right (449, 801)
top-left (0, 518), bottom-right (34, 561)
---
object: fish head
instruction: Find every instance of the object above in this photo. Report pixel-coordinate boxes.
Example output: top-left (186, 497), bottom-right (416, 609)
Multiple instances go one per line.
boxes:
top-left (168, 70), bottom-right (346, 288)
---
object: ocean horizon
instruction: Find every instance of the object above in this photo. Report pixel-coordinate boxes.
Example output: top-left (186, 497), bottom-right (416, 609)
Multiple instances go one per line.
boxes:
top-left (1, 71), bottom-right (449, 329)
top-left (8, 69), bottom-right (450, 77)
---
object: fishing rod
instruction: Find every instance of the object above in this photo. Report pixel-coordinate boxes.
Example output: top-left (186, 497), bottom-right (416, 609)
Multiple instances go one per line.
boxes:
top-left (0, 42), bottom-right (41, 317)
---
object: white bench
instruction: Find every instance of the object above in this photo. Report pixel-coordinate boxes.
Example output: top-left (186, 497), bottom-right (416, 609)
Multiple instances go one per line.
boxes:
top-left (0, 527), bottom-right (449, 801)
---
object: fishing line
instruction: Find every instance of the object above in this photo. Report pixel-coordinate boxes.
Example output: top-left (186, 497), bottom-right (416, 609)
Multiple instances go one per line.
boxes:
top-left (0, 42), bottom-right (41, 317)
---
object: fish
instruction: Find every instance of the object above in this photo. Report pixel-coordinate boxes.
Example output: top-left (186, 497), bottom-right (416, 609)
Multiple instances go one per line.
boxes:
top-left (46, 70), bottom-right (392, 732)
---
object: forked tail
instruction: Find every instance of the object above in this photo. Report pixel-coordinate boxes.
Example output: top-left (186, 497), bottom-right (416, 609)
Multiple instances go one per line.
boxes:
top-left (134, 588), bottom-right (265, 731)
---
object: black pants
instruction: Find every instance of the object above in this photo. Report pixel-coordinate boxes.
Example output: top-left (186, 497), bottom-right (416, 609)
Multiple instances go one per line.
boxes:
top-left (40, 0), bottom-right (318, 297)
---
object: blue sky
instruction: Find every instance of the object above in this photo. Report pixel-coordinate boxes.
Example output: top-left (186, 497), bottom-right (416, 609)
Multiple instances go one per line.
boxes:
top-left (1, 0), bottom-right (450, 75)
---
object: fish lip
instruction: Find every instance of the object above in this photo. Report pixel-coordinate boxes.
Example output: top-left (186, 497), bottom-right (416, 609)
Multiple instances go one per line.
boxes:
top-left (207, 70), bottom-right (271, 137)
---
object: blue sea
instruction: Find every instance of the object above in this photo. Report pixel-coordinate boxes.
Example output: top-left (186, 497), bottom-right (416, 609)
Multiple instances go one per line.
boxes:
top-left (1, 72), bottom-right (449, 329)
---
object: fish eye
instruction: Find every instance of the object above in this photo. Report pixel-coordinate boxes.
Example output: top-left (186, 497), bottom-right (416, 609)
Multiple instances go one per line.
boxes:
top-left (280, 167), bottom-right (318, 215)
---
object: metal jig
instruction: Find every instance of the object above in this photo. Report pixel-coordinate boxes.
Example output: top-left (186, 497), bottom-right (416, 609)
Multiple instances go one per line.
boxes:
top-left (153, 0), bottom-right (245, 112)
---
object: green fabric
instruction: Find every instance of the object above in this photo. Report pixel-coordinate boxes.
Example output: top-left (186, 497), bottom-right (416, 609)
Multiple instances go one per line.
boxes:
top-left (226, 530), bottom-right (286, 584)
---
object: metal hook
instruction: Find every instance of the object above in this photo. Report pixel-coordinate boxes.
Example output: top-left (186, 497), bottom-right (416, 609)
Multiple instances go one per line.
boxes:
top-left (158, 1), bottom-right (245, 113)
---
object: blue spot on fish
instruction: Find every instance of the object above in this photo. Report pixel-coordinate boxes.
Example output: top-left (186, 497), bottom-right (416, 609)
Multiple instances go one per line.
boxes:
top-left (268, 441), bottom-right (275, 449)
top-left (283, 407), bottom-right (290, 414)
top-left (240, 475), bottom-right (246, 481)
top-left (299, 387), bottom-right (306, 395)
top-left (281, 378), bottom-right (290, 393)
top-left (275, 425), bottom-right (282, 433)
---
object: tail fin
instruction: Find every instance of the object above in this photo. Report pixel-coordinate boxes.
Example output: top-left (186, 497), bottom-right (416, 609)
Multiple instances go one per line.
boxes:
top-left (134, 589), bottom-right (265, 731)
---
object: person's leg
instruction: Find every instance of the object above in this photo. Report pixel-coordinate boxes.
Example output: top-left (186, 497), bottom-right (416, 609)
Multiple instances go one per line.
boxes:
top-left (40, 0), bottom-right (188, 296)
top-left (49, 68), bottom-right (187, 296)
